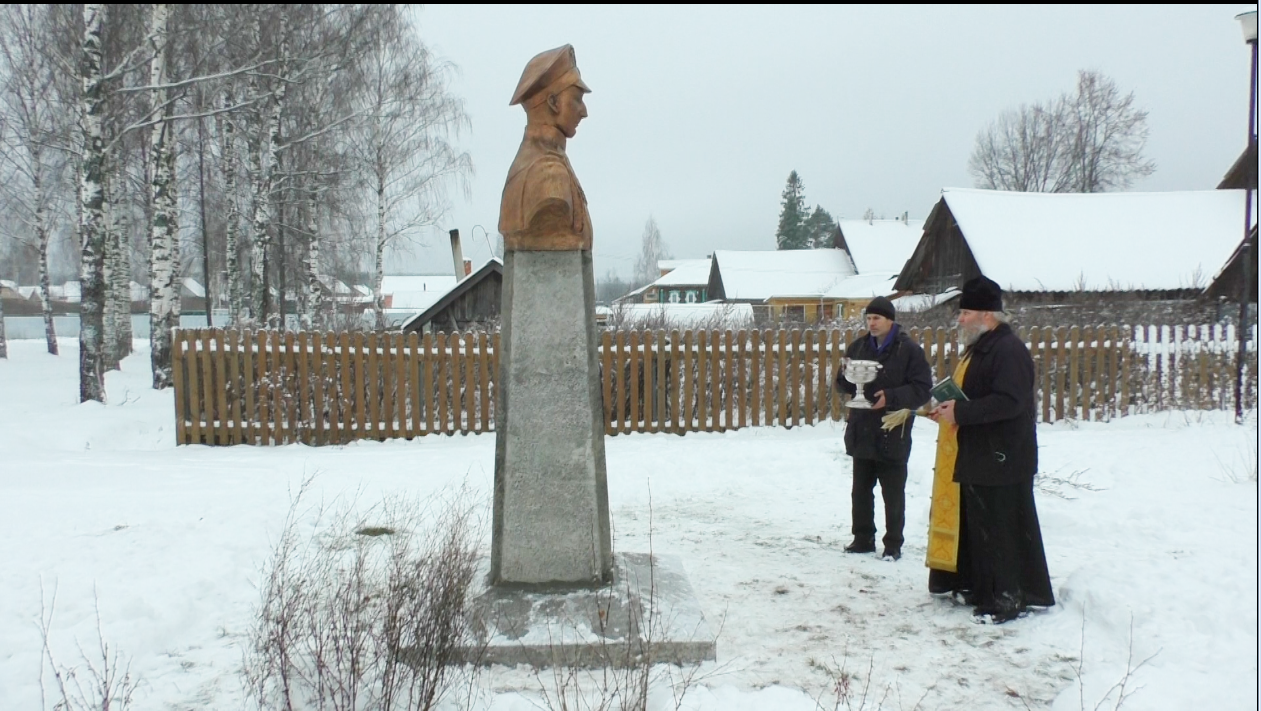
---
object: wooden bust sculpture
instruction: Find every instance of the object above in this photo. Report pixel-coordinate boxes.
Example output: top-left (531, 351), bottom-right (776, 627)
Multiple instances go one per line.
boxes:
top-left (498, 44), bottom-right (592, 252)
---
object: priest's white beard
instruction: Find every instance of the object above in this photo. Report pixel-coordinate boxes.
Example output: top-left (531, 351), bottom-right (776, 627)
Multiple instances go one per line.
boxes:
top-left (958, 322), bottom-right (989, 347)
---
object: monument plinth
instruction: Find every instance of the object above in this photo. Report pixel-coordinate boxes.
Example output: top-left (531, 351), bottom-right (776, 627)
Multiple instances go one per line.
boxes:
top-left (479, 44), bottom-right (714, 667)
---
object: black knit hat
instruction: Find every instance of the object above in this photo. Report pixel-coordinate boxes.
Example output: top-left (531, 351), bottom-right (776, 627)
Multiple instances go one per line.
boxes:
top-left (959, 276), bottom-right (1003, 312)
top-left (865, 296), bottom-right (896, 321)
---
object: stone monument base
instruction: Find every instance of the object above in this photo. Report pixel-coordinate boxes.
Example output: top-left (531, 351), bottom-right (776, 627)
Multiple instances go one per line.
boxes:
top-left (459, 553), bottom-right (716, 668)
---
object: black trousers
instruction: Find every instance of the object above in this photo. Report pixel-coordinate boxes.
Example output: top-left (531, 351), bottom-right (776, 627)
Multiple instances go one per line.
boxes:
top-left (851, 458), bottom-right (907, 549)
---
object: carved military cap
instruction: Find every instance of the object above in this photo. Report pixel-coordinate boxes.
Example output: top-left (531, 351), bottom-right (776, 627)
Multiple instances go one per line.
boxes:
top-left (509, 44), bottom-right (591, 108)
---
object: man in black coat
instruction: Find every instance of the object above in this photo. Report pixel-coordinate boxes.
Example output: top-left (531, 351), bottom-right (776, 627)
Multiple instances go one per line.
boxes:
top-left (928, 276), bottom-right (1054, 623)
top-left (836, 296), bottom-right (932, 561)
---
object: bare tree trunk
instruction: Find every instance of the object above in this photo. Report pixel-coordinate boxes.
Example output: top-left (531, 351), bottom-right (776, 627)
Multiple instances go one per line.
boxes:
top-left (78, 3), bottom-right (107, 403)
top-left (198, 111), bottom-right (212, 327)
top-left (147, 2), bottom-right (180, 389)
top-left (32, 152), bottom-right (58, 355)
top-left (216, 94), bottom-right (242, 326)
top-left (304, 194), bottom-right (321, 330)
top-left (374, 171), bottom-right (386, 329)
top-left (111, 170), bottom-right (132, 361)
top-left (102, 168), bottom-right (120, 370)
top-left (0, 286), bottom-right (7, 359)
top-left (276, 196), bottom-right (286, 330)
top-left (247, 118), bottom-right (269, 326)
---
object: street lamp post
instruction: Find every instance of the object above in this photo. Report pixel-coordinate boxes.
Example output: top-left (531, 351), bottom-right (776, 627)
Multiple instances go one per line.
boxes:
top-left (1235, 10), bottom-right (1258, 424)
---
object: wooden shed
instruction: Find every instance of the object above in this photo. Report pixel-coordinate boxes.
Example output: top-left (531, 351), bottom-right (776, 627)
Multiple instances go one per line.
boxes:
top-left (400, 259), bottom-right (502, 333)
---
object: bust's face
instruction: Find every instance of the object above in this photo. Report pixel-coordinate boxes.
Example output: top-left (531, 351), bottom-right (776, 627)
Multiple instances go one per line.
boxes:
top-left (552, 85), bottom-right (588, 138)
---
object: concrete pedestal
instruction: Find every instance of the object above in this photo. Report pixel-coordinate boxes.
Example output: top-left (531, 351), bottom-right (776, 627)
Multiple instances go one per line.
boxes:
top-left (491, 249), bottom-right (612, 586)
top-left (462, 553), bottom-right (717, 668)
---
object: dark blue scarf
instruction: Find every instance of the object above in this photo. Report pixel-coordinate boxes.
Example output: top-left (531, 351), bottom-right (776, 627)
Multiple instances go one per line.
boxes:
top-left (869, 323), bottom-right (899, 356)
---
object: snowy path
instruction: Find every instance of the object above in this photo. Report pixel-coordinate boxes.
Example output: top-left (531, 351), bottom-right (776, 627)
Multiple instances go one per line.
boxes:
top-left (0, 340), bottom-right (1256, 710)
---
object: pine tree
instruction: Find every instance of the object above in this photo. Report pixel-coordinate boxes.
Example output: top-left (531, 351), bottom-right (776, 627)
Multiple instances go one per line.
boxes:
top-left (775, 171), bottom-right (809, 250)
top-left (805, 206), bottom-right (835, 249)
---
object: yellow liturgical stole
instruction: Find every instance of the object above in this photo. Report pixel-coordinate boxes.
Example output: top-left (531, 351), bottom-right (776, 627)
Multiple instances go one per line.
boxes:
top-left (925, 354), bottom-right (971, 572)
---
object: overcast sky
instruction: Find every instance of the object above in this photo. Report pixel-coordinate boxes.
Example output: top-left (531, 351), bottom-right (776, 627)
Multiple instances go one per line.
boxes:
top-left (389, 4), bottom-right (1258, 279)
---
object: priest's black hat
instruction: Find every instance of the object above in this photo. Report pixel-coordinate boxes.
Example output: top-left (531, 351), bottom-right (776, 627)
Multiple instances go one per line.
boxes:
top-left (959, 276), bottom-right (1003, 312)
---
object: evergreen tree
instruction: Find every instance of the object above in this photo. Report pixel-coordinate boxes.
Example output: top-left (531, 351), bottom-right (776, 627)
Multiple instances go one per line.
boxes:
top-left (775, 171), bottom-right (809, 250)
top-left (804, 206), bottom-right (835, 249)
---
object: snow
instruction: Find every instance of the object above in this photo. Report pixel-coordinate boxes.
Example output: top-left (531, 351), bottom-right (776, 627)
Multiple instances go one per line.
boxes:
top-left (892, 288), bottom-right (962, 313)
top-left (180, 277), bottom-right (205, 298)
top-left (0, 340), bottom-right (1256, 710)
top-left (822, 272), bottom-right (900, 300)
top-left (837, 219), bottom-right (925, 274)
top-left (655, 259), bottom-right (713, 287)
top-left (941, 188), bottom-right (1248, 293)
top-left (609, 302), bottom-right (754, 328)
top-left (712, 249), bottom-right (856, 300)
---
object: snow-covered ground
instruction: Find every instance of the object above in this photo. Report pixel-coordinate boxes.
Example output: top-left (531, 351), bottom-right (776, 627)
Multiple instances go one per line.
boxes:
top-left (1, 340), bottom-right (1256, 710)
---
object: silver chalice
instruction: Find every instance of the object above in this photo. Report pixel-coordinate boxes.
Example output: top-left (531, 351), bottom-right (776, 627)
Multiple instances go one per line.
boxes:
top-left (843, 359), bottom-right (883, 409)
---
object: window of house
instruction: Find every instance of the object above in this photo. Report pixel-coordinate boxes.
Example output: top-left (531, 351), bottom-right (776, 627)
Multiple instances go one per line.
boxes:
top-left (784, 305), bottom-right (805, 322)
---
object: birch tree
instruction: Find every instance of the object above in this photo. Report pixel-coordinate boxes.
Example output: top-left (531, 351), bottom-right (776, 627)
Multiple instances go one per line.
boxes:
top-left (145, 3), bottom-right (180, 388)
top-left (353, 16), bottom-right (471, 326)
top-left (78, 3), bottom-right (107, 402)
top-left (633, 217), bottom-right (670, 286)
top-left (0, 4), bottom-right (65, 356)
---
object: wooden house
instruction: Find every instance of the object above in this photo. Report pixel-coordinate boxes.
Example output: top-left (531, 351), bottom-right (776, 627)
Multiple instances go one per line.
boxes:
top-left (707, 249), bottom-right (855, 322)
top-left (648, 259), bottom-right (712, 305)
top-left (894, 188), bottom-right (1248, 324)
top-left (401, 259), bottom-right (502, 333)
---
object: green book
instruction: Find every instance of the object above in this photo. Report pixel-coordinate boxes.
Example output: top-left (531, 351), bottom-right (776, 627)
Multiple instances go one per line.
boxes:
top-left (930, 376), bottom-right (968, 403)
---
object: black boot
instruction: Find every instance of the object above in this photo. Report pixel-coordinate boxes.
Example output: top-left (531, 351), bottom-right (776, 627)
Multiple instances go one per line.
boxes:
top-left (844, 537), bottom-right (876, 554)
top-left (881, 546), bottom-right (901, 561)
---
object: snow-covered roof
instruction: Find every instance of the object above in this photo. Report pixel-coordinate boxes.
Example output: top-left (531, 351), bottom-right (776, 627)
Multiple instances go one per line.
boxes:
top-left (0, 279), bottom-right (17, 291)
top-left (613, 282), bottom-right (653, 303)
top-left (316, 275), bottom-right (352, 295)
top-left (129, 281), bottom-right (147, 302)
top-left (713, 249), bottom-right (856, 300)
top-left (611, 302), bottom-right (755, 328)
top-left (181, 278), bottom-right (205, 298)
top-left (381, 274), bottom-right (459, 310)
top-left (941, 188), bottom-right (1248, 292)
top-left (838, 219), bottom-right (925, 274)
top-left (389, 290), bottom-right (448, 311)
top-left (891, 288), bottom-right (961, 313)
top-left (17, 286), bottom-right (41, 300)
top-left (51, 281), bottom-right (81, 302)
top-left (822, 272), bottom-right (900, 299)
top-left (654, 259), bottom-right (712, 287)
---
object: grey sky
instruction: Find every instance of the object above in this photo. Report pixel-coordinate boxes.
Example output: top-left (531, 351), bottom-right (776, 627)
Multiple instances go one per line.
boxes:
top-left (389, 4), bottom-right (1258, 279)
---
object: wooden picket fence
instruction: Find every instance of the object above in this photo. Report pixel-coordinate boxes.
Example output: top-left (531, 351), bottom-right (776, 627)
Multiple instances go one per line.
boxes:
top-left (172, 324), bottom-right (1258, 445)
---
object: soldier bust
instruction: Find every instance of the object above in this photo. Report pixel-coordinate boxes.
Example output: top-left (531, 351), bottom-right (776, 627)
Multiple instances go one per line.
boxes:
top-left (498, 45), bottom-right (593, 252)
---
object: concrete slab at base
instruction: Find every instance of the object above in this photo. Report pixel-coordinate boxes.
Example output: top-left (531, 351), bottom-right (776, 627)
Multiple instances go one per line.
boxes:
top-left (460, 552), bottom-right (716, 668)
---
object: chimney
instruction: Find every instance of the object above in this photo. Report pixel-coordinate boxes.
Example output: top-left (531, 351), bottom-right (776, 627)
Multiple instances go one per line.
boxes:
top-left (464, 259), bottom-right (472, 276)
top-left (449, 229), bottom-right (465, 281)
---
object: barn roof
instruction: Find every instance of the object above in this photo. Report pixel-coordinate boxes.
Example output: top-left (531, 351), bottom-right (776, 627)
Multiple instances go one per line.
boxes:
top-left (400, 259), bottom-right (502, 332)
top-left (939, 188), bottom-right (1247, 292)
top-left (711, 249), bottom-right (855, 300)
top-left (836, 219), bottom-right (925, 274)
